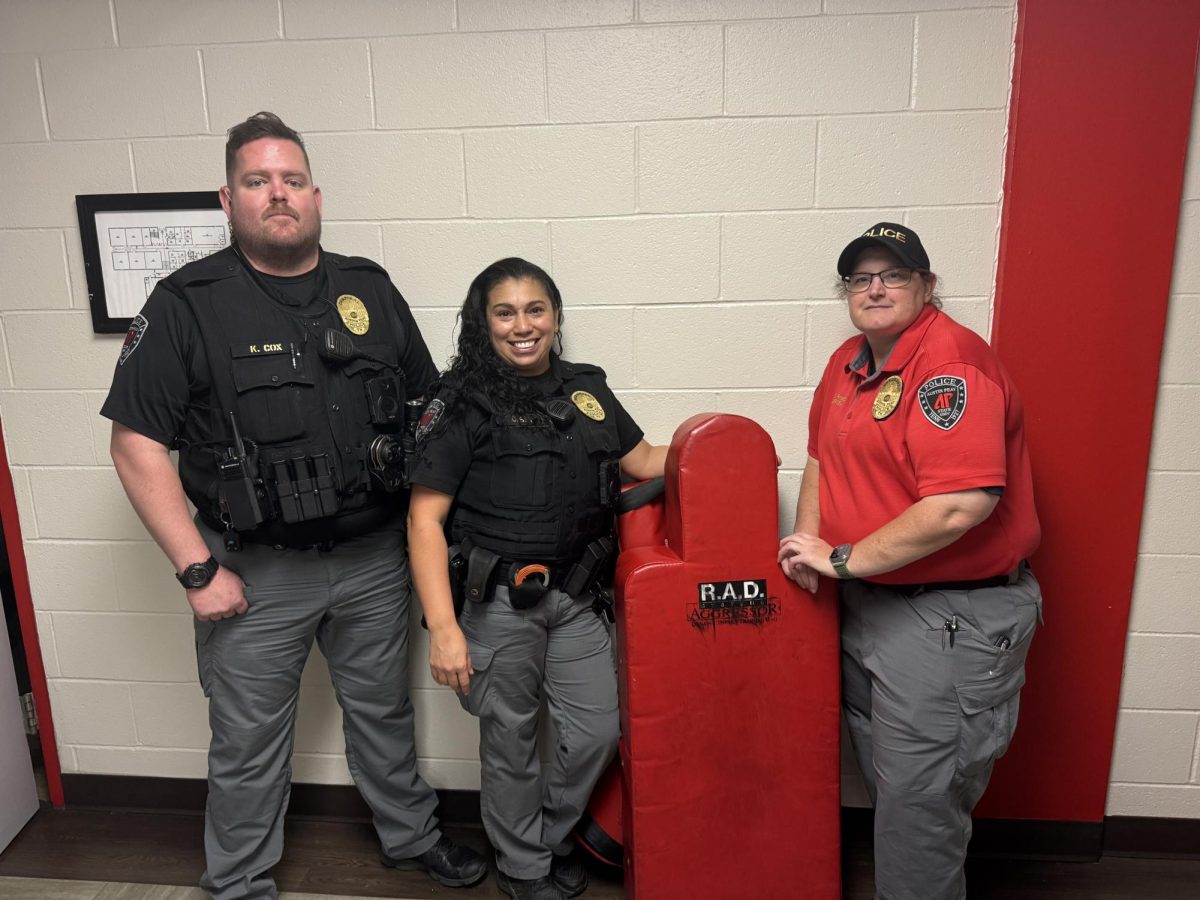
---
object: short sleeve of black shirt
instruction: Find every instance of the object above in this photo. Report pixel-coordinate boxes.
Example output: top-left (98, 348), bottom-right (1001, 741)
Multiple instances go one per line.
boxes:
top-left (388, 283), bottom-right (439, 399)
top-left (99, 284), bottom-right (201, 447)
top-left (409, 396), bottom-right (485, 498)
top-left (609, 391), bottom-right (643, 457)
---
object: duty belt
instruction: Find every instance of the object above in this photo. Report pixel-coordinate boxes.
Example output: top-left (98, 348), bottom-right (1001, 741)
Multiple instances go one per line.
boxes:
top-left (198, 504), bottom-right (401, 551)
top-left (450, 535), bottom-right (616, 612)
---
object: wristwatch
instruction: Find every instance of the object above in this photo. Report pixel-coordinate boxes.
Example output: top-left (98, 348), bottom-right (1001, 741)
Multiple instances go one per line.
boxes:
top-left (829, 544), bottom-right (855, 580)
top-left (176, 556), bottom-right (220, 590)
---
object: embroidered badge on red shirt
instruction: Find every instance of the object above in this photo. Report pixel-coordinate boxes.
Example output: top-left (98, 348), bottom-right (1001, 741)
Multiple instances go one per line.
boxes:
top-left (917, 375), bottom-right (967, 430)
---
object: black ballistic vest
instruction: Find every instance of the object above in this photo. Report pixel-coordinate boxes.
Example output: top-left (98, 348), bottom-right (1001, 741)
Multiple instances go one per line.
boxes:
top-left (175, 248), bottom-right (411, 543)
top-left (449, 362), bottom-right (624, 563)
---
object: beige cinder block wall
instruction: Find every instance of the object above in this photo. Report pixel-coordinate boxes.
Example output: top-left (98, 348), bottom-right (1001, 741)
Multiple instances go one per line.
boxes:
top-left (0, 0), bottom-right (1059, 798)
top-left (1106, 65), bottom-right (1200, 819)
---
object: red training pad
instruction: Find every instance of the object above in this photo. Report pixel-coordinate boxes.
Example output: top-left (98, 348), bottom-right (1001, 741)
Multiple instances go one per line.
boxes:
top-left (616, 413), bottom-right (841, 899)
top-left (573, 477), bottom-right (668, 866)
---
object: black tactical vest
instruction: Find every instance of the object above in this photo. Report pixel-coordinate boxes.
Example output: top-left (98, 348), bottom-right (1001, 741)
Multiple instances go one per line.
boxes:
top-left (174, 248), bottom-right (411, 543)
top-left (449, 361), bottom-right (624, 563)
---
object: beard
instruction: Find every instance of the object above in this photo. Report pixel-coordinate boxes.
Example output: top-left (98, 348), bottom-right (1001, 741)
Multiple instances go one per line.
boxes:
top-left (229, 202), bottom-right (321, 274)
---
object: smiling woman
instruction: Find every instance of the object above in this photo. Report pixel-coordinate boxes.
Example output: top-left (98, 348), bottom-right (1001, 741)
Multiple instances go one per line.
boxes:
top-left (779, 222), bottom-right (1042, 900)
top-left (486, 275), bottom-right (558, 375)
top-left (405, 257), bottom-right (667, 900)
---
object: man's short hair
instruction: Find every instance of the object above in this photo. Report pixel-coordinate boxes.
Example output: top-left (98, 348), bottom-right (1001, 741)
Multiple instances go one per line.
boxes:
top-left (225, 111), bottom-right (310, 184)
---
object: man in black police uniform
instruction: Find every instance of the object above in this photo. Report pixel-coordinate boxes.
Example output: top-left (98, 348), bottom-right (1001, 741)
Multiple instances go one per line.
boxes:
top-left (101, 111), bottom-right (485, 899)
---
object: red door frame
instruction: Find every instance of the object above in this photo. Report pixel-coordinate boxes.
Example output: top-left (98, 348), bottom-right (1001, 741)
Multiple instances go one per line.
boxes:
top-left (981, 0), bottom-right (1200, 821)
top-left (0, 418), bottom-right (64, 807)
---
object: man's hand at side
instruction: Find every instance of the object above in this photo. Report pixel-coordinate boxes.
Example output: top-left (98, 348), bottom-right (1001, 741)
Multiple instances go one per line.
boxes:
top-left (187, 566), bottom-right (249, 621)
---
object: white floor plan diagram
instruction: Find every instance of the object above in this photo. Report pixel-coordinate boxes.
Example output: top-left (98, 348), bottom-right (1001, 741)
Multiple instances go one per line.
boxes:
top-left (95, 208), bottom-right (229, 319)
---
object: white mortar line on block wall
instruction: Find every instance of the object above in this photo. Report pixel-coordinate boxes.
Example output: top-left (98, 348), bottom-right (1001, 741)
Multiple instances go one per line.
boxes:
top-left (107, 0), bottom-right (119, 46)
top-left (33, 57), bottom-right (50, 140)
top-left (366, 41), bottom-right (378, 129)
top-left (541, 32), bottom-right (551, 122)
top-left (197, 50), bottom-right (212, 133)
top-left (909, 15), bottom-right (919, 110)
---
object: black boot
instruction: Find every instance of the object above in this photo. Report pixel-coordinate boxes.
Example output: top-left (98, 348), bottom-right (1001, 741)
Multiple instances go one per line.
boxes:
top-left (550, 847), bottom-right (588, 897)
top-left (380, 834), bottom-right (487, 887)
top-left (497, 870), bottom-right (567, 900)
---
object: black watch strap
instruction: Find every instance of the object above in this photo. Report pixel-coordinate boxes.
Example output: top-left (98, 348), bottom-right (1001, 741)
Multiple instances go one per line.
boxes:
top-left (176, 556), bottom-right (219, 590)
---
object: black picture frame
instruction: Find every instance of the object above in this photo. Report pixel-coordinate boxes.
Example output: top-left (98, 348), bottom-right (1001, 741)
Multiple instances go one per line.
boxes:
top-left (76, 191), bottom-right (226, 334)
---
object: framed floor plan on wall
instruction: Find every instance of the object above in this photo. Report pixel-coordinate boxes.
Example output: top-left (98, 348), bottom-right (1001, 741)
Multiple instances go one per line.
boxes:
top-left (76, 191), bottom-right (228, 334)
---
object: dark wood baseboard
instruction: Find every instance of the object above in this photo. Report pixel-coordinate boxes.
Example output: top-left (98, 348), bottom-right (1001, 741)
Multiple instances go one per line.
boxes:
top-left (844, 806), bottom-right (1200, 861)
top-left (64, 774), bottom-right (1197, 861)
top-left (1103, 815), bottom-right (1200, 859)
top-left (62, 774), bottom-right (481, 826)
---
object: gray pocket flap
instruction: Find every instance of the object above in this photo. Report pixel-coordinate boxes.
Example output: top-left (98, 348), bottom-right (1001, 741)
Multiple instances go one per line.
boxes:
top-left (956, 664), bottom-right (1026, 715)
top-left (467, 641), bottom-right (495, 672)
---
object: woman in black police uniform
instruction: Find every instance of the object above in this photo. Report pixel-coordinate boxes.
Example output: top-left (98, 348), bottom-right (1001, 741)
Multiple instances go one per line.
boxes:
top-left (408, 258), bottom-right (666, 900)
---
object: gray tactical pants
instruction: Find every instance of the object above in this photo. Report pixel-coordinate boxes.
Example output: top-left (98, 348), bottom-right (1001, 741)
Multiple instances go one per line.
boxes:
top-left (841, 566), bottom-right (1041, 900)
top-left (194, 523), bottom-right (441, 900)
top-left (458, 585), bottom-right (620, 880)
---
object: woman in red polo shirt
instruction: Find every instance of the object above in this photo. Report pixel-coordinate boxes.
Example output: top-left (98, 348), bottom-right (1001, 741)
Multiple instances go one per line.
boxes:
top-left (779, 223), bottom-right (1042, 900)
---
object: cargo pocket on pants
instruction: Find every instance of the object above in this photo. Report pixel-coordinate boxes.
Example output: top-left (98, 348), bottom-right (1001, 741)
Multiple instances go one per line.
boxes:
top-left (458, 641), bottom-right (495, 718)
top-left (954, 664), bottom-right (1026, 779)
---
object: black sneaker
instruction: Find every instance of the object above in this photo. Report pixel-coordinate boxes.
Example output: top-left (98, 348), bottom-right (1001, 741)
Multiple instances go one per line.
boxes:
top-left (550, 849), bottom-right (587, 898)
top-left (380, 834), bottom-right (487, 887)
top-left (496, 870), bottom-right (566, 900)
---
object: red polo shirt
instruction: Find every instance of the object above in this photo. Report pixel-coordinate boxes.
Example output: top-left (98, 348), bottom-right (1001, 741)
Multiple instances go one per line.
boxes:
top-left (808, 304), bottom-right (1040, 583)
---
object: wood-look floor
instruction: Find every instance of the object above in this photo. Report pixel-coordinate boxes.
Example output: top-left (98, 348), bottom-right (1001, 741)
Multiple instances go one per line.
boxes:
top-left (2, 807), bottom-right (1200, 899)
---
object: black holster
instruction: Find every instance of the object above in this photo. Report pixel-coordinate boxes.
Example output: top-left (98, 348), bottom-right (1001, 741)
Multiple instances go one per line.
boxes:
top-left (562, 535), bottom-right (616, 598)
top-left (450, 539), bottom-right (502, 610)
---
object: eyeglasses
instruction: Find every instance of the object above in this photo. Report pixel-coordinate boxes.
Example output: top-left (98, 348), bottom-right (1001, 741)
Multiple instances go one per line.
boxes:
top-left (843, 267), bottom-right (920, 293)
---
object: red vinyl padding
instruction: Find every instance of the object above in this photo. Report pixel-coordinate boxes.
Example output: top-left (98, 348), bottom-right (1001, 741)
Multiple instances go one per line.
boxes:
top-left (613, 413), bottom-right (841, 899)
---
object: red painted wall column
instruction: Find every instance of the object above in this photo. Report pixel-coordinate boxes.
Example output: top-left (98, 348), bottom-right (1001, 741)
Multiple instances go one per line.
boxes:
top-left (983, 0), bottom-right (1199, 821)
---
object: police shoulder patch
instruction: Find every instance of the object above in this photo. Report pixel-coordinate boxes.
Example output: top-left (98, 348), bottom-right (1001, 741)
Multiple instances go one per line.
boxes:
top-left (118, 314), bottom-right (149, 366)
top-left (917, 375), bottom-right (967, 430)
top-left (414, 398), bottom-right (445, 442)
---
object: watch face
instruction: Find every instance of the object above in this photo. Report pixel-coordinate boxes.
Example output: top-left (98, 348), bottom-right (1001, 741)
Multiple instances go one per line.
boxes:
top-left (178, 558), bottom-right (217, 589)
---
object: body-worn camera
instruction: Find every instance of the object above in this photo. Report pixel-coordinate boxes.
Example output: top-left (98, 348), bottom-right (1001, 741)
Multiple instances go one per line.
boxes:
top-left (365, 375), bottom-right (402, 427)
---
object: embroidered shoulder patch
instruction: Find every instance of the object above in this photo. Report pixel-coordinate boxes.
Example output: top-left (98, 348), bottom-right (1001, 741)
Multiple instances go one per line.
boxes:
top-left (917, 375), bottom-right (967, 430)
top-left (118, 314), bottom-right (149, 366)
top-left (414, 398), bottom-right (445, 442)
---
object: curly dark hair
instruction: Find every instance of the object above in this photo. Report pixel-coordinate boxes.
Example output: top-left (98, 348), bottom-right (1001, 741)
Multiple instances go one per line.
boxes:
top-left (439, 257), bottom-right (564, 414)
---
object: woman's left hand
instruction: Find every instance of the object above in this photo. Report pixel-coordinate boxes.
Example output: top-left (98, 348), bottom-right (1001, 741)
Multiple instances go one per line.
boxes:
top-left (429, 623), bottom-right (474, 695)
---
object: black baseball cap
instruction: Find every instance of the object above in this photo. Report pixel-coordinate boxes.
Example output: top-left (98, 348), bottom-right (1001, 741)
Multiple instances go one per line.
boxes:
top-left (837, 222), bottom-right (931, 277)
